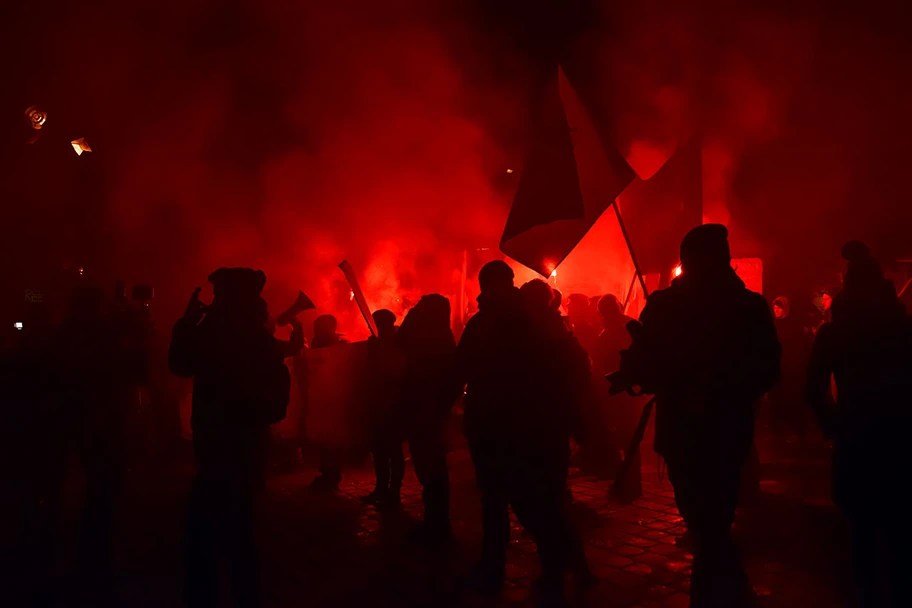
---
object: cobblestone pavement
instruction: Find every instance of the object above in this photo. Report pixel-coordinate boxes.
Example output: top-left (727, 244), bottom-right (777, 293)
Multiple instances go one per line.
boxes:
top-left (52, 432), bottom-right (853, 607)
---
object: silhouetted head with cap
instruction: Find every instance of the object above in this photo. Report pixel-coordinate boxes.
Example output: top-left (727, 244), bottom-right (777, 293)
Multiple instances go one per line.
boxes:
top-left (207, 267), bottom-right (267, 323)
top-left (598, 294), bottom-right (624, 326)
top-left (832, 240), bottom-right (905, 323)
top-left (520, 279), bottom-right (554, 310)
top-left (372, 309), bottom-right (397, 339)
top-left (680, 224), bottom-right (732, 278)
top-left (478, 260), bottom-right (514, 297)
top-left (841, 240), bottom-right (883, 289)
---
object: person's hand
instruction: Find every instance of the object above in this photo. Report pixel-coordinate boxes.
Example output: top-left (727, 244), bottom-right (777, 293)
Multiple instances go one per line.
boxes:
top-left (184, 287), bottom-right (206, 324)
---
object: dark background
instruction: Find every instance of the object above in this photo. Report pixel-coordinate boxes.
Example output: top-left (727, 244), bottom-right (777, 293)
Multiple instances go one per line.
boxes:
top-left (2, 0), bottom-right (910, 324)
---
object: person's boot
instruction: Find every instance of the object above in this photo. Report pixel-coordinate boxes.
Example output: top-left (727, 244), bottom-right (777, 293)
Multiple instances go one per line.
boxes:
top-left (532, 570), bottom-right (566, 607)
top-left (408, 521), bottom-right (452, 548)
top-left (376, 486), bottom-right (401, 510)
top-left (360, 488), bottom-right (387, 505)
top-left (464, 559), bottom-right (506, 596)
top-left (309, 474), bottom-right (340, 492)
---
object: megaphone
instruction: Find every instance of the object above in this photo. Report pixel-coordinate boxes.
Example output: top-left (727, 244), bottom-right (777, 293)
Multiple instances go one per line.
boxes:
top-left (276, 290), bottom-right (316, 326)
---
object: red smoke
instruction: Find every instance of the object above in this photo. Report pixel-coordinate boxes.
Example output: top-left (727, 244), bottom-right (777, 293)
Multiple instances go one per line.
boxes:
top-left (3, 0), bottom-right (912, 331)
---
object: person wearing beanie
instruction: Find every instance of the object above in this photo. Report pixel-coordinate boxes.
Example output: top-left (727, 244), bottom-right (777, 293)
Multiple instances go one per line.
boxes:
top-left (169, 268), bottom-right (290, 608)
top-left (807, 242), bottom-right (912, 607)
top-left (619, 224), bottom-right (781, 606)
top-left (455, 261), bottom-right (590, 601)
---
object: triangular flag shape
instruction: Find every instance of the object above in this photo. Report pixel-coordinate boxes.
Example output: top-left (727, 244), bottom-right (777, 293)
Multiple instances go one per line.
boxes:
top-left (500, 66), bottom-right (636, 277)
top-left (615, 137), bottom-right (703, 274)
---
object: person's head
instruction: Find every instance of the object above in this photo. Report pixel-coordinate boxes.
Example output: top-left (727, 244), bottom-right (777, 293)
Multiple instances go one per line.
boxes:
top-left (550, 289), bottom-right (563, 313)
top-left (313, 314), bottom-right (338, 339)
top-left (597, 294), bottom-right (623, 325)
top-left (841, 240), bottom-right (883, 288)
top-left (207, 267), bottom-right (267, 321)
top-left (821, 291), bottom-right (833, 312)
top-left (414, 293), bottom-right (451, 326)
top-left (372, 309), bottom-right (397, 338)
top-left (478, 260), bottom-right (514, 298)
top-left (398, 294), bottom-right (453, 351)
top-left (520, 279), bottom-right (554, 311)
top-left (680, 224), bottom-right (731, 277)
top-left (772, 296), bottom-right (790, 320)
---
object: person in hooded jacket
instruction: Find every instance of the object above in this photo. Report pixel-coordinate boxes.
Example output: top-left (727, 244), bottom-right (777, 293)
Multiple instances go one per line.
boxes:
top-left (620, 225), bottom-right (780, 607)
top-left (457, 262), bottom-right (591, 600)
top-left (397, 295), bottom-right (461, 543)
top-left (170, 268), bottom-right (290, 608)
top-left (807, 241), bottom-right (912, 608)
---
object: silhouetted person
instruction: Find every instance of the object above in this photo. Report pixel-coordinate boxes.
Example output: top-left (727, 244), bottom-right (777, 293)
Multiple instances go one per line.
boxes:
top-left (768, 296), bottom-right (811, 441)
top-left (398, 294), bottom-right (461, 544)
top-left (618, 225), bottom-right (780, 607)
top-left (170, 268), bottom-right (291, 608)
top-left (53, 285), bottom-right (146, 600)
top-left (807, 241), bottom-right (912, 608)
top-left (566, 293), bottom-right (599, 356)
top-left (1, 300), bottom-right (67, 606)
top-left (457, 262), bottom-right (590, 601)
top-left (521, 280), bottom-right (594, 489)
top-left (591, 294), bottom-right (637, 494)
top-left (309, 314), bottom-right (347, 491)
top-left (362, 309), bottom-right (406, 508)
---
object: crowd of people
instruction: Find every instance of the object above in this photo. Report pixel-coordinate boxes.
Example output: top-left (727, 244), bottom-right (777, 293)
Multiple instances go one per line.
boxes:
top-left (3, 224), bottom-right (911, 608)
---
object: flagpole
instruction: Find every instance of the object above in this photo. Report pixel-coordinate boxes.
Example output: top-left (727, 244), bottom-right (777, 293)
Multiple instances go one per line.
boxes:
top-left (613, 201), bottom-right (650, 299)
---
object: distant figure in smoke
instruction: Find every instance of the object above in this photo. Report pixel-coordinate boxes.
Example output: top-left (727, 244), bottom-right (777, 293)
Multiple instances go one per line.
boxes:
top-left (457, 262), bottom-right (590, 601)
top-left (0, 299), bottom-right (61, 606)
top-left (566, 293), bottom-right (599, 356)
top-left (615, 225), bottom-right (780, 606)
top-left (309, 314), bottom-right (347, 492)
top-left (768, 296), bottom-right (811, 442)
top-left (170, 268), bottom-right (291, 608)
top-left (591, 294), bottom-right (636, 495)
top-left (521, 280), bottom-right (593, 490)
top-left (807, 241), bottom-right (912, 608)
top-left (362, 309), bottom-right (406, 508)
top-left (397, 294), bottom-right (461, 544)
top-left (57, 284), bottom-right (148, 598)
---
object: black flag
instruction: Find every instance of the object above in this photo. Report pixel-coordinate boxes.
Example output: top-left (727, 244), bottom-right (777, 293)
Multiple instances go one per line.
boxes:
top-left (615, 137), bottom-right (703, 275)
top-left (501, 66), bottom-right (636, 277)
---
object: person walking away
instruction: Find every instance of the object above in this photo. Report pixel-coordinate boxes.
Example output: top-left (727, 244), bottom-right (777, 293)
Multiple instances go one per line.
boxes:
top-left (362, 309), bottom-right (406, 508)
top-left (617, 225), bottom-right (780, 607)
top-left (458, 262), bottom-right (591, 602)
top-left (170, 268), bottom-right (290, 608)
top-left (307, 314), bottom-right (348, 491)
top-left (806, 241), bottom-right (912, 608)
top-left (397, 295), bottom-right (461, 544)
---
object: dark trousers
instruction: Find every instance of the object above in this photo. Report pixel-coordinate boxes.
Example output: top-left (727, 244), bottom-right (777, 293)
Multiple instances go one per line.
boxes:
top-left (666, 457), bottom-right (747, 607)
top-left (186, 474), bottom-right (259, 608)
top-left (371, 439), bottom-right (405, 493)
top-left (409, 418), bottom-right (450, 531)
top-left (469, 434), bottom-right (586, 577)
top-left (319, 446), bottom-right (342, 482)
top-left (848, 514), bottom-right (912, 607)
top-left (187, 432), bottom-right (263, 608)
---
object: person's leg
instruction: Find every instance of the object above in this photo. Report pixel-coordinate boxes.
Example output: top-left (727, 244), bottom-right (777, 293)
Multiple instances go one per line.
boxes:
top-left (468, 436), bottom-right (509, 584)
top-left (313, 445), bottom-right (342, 490)
top-left (227, 480), bottom-right (260, 608)
top-left (186, 475), bottom-right (219, 608)
top-left (848, 515), bottom-right (879, 608)
top-left (390, 441), bottom-right (405, 493)
top-left (688, 462), bottom-right (747, 607)
top-left (373, 443), bottom-right (390, 494)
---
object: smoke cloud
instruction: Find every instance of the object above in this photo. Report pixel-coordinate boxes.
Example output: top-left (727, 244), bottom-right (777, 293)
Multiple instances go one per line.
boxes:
top-left (3, 0), bottom-right (911, 331)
